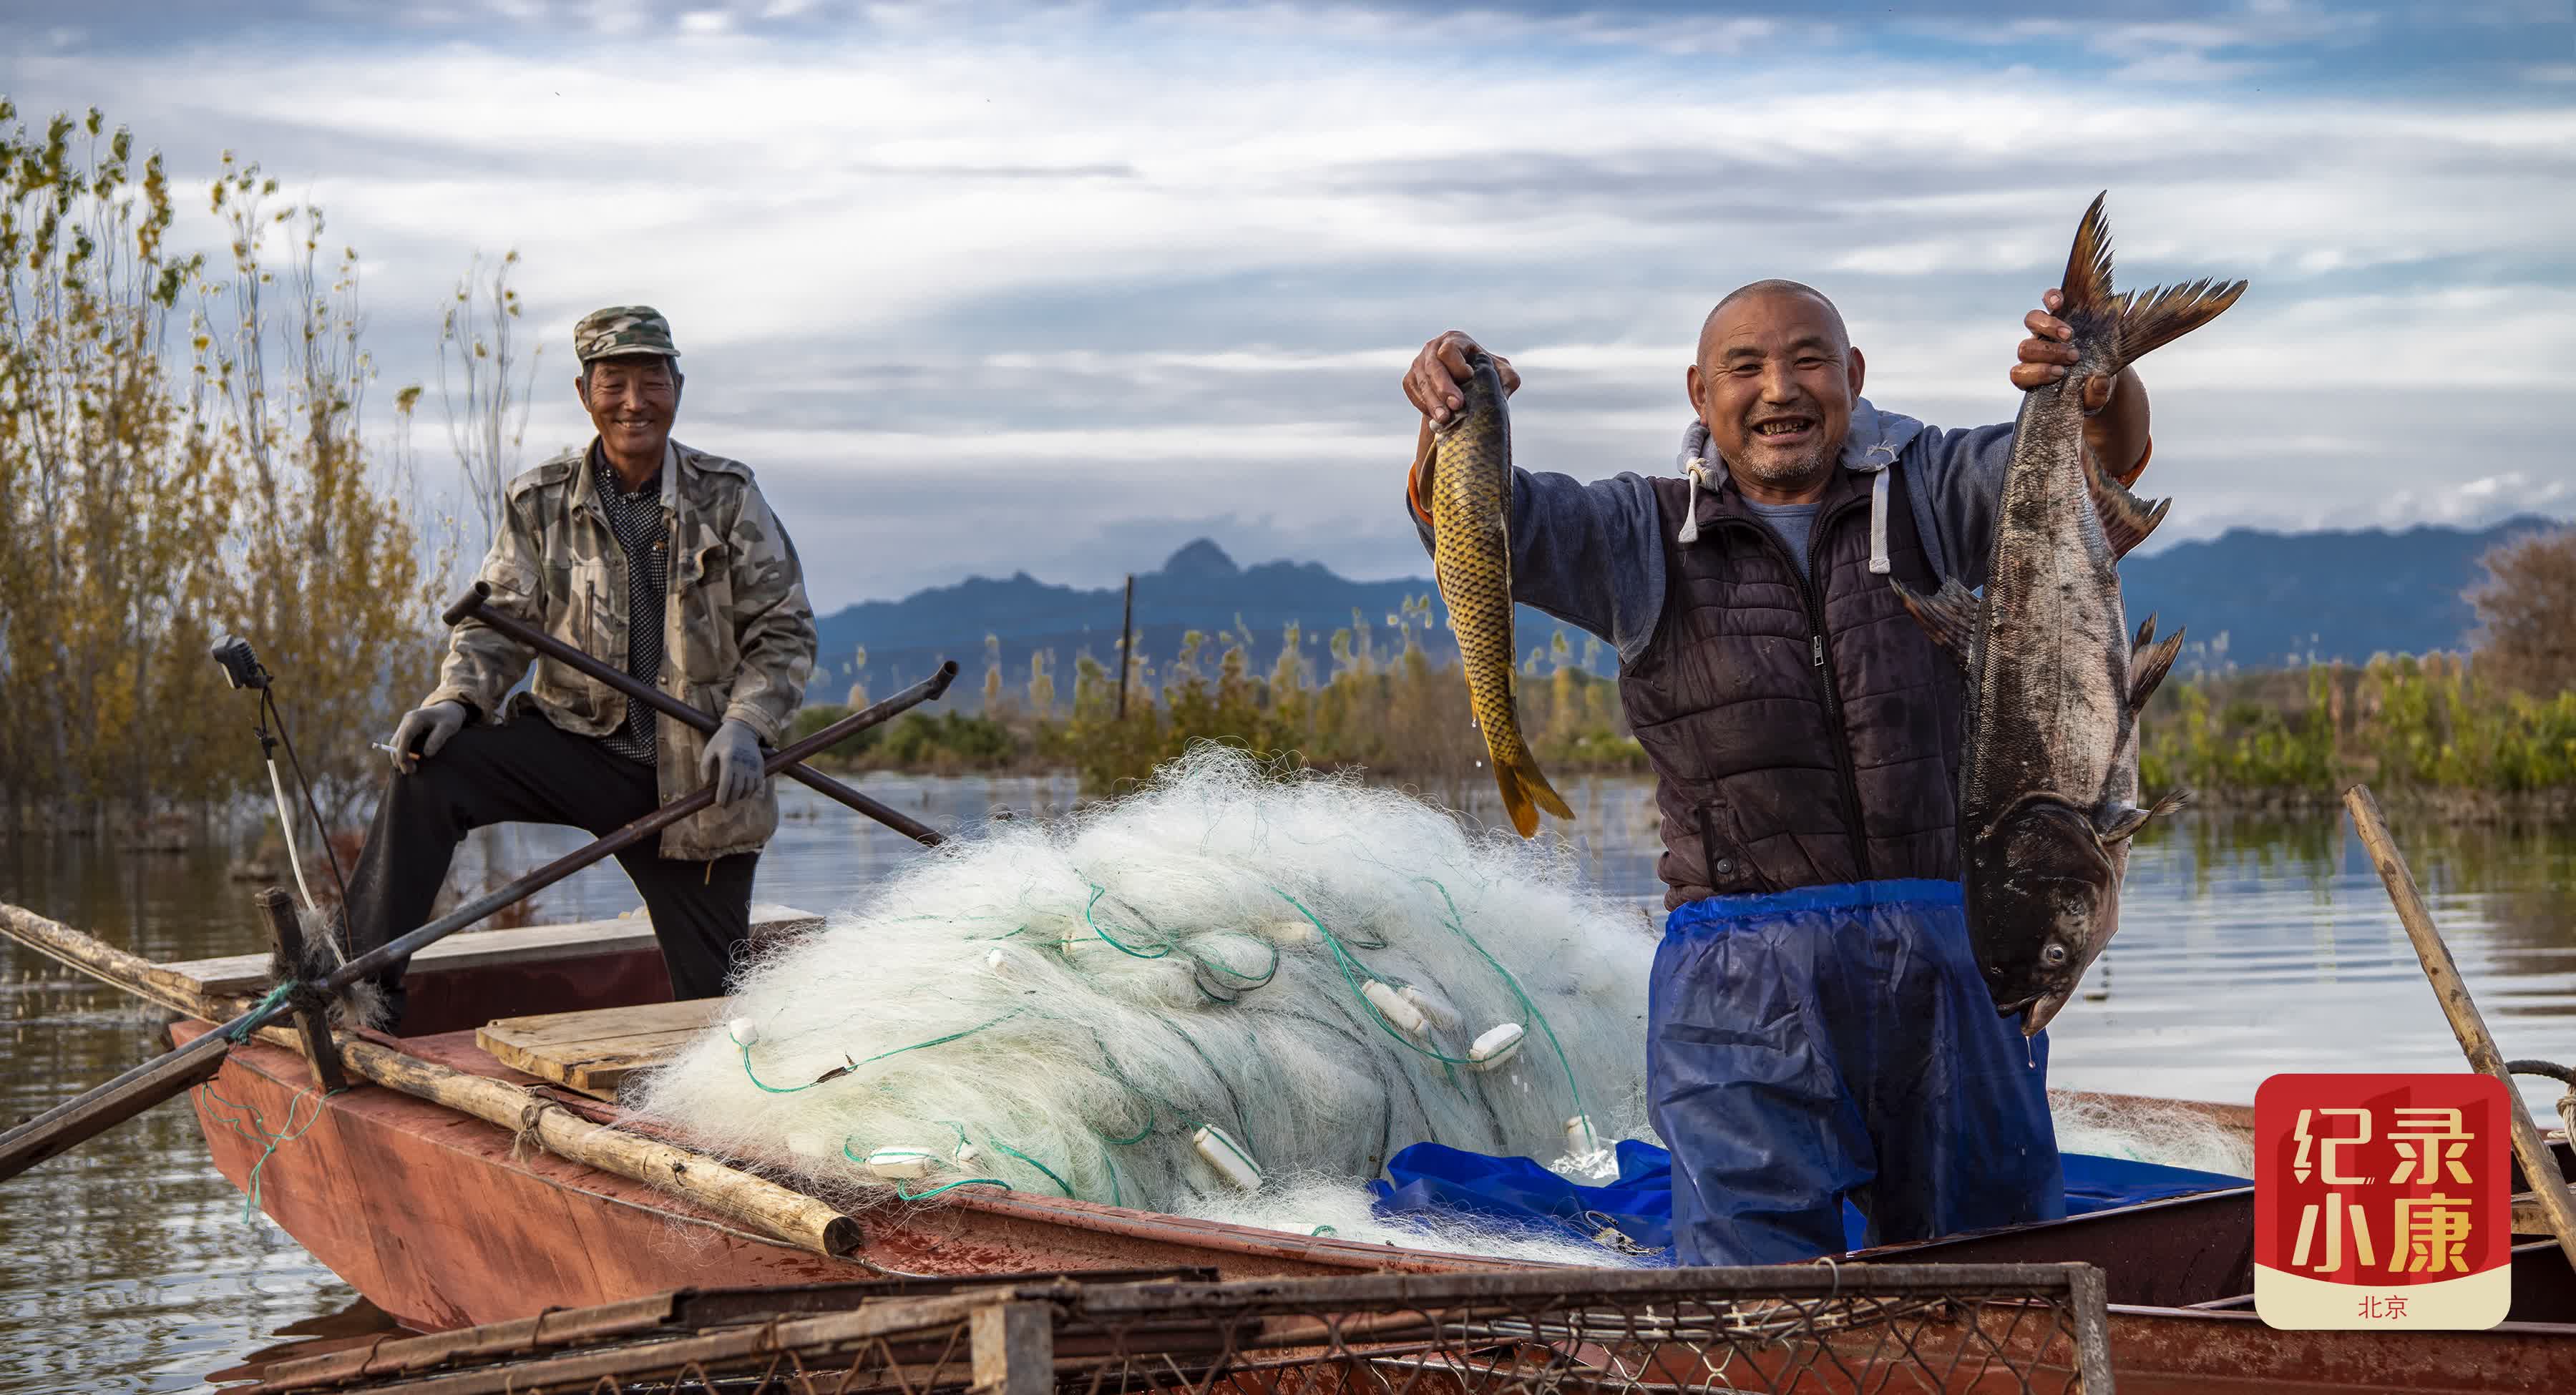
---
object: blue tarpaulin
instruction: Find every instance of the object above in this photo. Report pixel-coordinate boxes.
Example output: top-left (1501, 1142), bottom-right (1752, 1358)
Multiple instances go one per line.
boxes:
top-left (1367, 1140), bottom-right (2245, 1262)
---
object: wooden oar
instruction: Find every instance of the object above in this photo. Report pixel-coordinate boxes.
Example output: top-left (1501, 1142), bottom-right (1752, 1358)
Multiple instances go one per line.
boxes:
top-left (441, 582), bottom-right (942, 846)
top-left (2344, 784), bottom-right (2576, 1276)
top-left (0, 662), bottom-right (957, 1183)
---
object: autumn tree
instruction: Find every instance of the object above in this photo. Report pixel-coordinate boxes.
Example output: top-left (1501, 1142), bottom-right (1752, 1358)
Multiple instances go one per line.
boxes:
top-left (0, 102), bottom-right (235, 826)
top-left (437, 248), bottom-right (539, 555)
top-left (2468, 525), bottom-right (2576, 698)
top-left (194, 155), bottom-right (444, 830)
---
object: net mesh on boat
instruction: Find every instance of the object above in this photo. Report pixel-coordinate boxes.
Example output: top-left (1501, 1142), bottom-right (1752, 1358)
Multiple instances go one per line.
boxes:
top-left (244, 1265), bottom-right (2115, 1394)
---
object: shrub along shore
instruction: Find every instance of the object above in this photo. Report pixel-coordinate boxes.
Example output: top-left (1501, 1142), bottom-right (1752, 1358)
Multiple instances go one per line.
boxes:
top-left (793, 622), bottom-right (2576, 820)
top-left (2137, 655), bottom-right (2576, 820)
top-left (794, 616), bottom-right (1649, 797)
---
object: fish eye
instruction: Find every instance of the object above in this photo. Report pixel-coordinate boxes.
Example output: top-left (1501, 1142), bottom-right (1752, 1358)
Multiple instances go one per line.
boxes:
top-left (2041, 943), bottom-right (2071, 967)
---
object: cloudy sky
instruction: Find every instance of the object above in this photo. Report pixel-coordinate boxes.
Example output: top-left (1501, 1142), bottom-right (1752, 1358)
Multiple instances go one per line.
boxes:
top-left (5, 1), bottom-right (2571, 609)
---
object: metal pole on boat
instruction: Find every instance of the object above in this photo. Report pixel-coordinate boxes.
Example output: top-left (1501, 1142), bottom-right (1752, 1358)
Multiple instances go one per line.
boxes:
top-left (1117, 574), bottom-right (1133, 722)
top-left (2345, 783), bottom-right (2576, 1276)
top-left (0, 662), bottom-right (960, 1184)
top-left (440, 582), bottom-right (944, 848)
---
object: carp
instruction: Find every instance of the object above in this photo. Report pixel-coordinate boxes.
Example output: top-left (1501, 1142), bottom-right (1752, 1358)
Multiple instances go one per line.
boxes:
top-left (1425, 351), bottom-right (1573, 838)
top-left (1894, 193), bottom-right (2245, 1035)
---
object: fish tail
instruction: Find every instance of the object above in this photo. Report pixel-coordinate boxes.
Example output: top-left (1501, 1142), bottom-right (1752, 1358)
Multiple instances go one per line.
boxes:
top-left (2057, 192), bottom-right (2121, 328)
top-left (2057, 192), bottom-right (2248, 373)
top-left (1487, 734), bottom-right (1570, 838)
top-left (1514, 747), bottom-right (1574, 822)
top-left (1493, 763), bottom-right (1539, 838)
top-left (2114, 275), bottom-right (2248, 367)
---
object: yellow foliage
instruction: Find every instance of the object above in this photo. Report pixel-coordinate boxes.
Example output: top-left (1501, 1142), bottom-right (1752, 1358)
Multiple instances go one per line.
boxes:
top-left (1, 107), bottom-right (443, 831)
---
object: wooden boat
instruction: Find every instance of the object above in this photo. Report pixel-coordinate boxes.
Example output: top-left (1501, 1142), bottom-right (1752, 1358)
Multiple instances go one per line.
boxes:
top-left (8, 901), bottom-right (2572, 1392)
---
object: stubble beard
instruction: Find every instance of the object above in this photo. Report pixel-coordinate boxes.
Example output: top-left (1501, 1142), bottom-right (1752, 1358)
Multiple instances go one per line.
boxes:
top-left (1731, 436), bottom-right (1837, 493)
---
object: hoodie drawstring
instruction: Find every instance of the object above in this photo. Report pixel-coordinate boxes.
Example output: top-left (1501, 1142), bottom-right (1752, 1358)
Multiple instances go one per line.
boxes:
top-left (1868, 466), bottom-right (1891, 575)
top-left (1676, 456), bottom-right (1717, 545)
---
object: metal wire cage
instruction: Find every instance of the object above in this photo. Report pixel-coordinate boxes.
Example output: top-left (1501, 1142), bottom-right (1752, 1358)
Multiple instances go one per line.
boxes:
top-left (247, 1264), bottom-right (2116, 1395)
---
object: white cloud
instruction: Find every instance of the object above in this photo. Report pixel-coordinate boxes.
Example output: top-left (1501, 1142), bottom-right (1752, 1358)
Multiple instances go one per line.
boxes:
top-left (4, 6), bottom-right (2570, 604)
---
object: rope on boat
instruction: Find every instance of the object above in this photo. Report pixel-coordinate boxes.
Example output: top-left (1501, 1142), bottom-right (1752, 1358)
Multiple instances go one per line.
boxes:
top-left (225, 981), bottom-right (300, 1042)
top-left (195, 1078), bottom-right (344, 1225)
top-left (510, 1100), bottom-right (567, 1165)
top-left (2508, 1060), bottom-right (2576, 1142)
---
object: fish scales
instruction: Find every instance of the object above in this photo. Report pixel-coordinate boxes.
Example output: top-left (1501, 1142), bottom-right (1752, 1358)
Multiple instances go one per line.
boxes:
top-left (1427, 351), bottom-right (1571, 838)
top-left (1895, 193), bottom-right (2244, 1036)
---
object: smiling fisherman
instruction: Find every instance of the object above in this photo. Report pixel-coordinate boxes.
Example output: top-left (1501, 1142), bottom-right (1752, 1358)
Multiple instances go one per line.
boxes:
top-left (341, 306), bottom-right (818, 1029)
top-left (1399, 283), bottom-right (2154, 1264)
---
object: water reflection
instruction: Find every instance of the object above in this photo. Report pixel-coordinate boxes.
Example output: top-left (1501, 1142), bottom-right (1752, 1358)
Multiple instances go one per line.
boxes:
top-left (2048, 808), bottom-right (2575, 1117)
top-left (0, 774), bottom-right (2567, 1390)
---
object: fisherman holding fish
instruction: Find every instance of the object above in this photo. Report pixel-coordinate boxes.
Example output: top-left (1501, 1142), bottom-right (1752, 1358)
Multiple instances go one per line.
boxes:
top-left (341, 307), bottom-right (819, 1029)
top-left (1400, 202), bottom-right (2237, 1268)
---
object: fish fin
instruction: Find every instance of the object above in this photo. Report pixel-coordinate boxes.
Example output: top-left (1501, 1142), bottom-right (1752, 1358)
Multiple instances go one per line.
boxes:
top-left (2114, 275), bottom-right (2248, 368)
top-left (2129, 623), bottom-right (2185, 713)
top-left (1489, 738), bottom-right (1570, 838)
top-left (1494, 761), bottom-right (1546, 838)
top-left (2057, 192), bottom-right (2120, 328)
top-left (2094, 803), bottom-right (2152, 844)
top-left (2055, 192), bottom-right (2248, 374)
top-left (1890, 576), bottom-right (1979, 672)
top-left (2079, 441), bottom-right (2170, 558)
top-left (1493, 763), bottom-right (1540, 838)
top-left (1517, 750), bottom-right (1574, 822)
top-left (2095, 786), bottom-right (2190, 846)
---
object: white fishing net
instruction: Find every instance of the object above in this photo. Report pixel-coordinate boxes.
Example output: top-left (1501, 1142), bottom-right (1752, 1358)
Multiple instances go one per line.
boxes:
top-left (2048, 1091), bottom-right (2255, 1178)
top-left (622, 745), bottom-right (1660, 1251)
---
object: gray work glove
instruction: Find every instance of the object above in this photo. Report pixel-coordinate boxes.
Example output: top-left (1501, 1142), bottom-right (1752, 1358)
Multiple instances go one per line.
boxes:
top-left (389, 700), bottom-right (468, 773)
top-left (701, 718), bottom-right (766, 806)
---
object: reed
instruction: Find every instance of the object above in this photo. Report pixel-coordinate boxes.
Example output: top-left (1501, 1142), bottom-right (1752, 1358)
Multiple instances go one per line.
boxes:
top-left (798, 610), bottom-right (1645, 796)
top-left (2140, 655), bottom-right (2576, 801)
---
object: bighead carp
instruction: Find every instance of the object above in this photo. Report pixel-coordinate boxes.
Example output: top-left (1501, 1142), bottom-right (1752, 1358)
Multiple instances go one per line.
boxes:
top-left (1895, 193), bottom-right (2245, 1035)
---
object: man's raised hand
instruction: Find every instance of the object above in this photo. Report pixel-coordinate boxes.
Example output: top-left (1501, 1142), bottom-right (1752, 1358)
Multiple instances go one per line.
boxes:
top-left (2011, 288), bottom-right (2119, 414)
top-left (1405, 331), bottom-right (1521, 426)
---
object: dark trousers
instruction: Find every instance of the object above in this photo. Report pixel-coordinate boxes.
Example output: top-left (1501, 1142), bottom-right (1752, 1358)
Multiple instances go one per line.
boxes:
top-left (343, 714), bottom-right (757, 1024)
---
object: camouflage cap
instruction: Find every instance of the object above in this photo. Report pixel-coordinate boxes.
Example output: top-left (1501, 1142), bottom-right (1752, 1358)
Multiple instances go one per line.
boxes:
top-left (573, 305), bottom-right (680, 363)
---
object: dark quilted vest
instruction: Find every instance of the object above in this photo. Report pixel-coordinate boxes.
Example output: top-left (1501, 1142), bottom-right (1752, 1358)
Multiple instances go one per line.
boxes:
top-left (1619, 462), bottom-right (1965, 911)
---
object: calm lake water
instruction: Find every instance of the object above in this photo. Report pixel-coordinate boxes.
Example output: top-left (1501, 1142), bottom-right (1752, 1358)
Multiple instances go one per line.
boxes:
top-left (2, 770), bottom-right (2570, 1393)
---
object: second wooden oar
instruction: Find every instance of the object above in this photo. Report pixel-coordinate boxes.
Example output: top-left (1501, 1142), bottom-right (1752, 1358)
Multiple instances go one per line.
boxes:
top-left (441, 581), bottom-right (942, 846)
top-left (2345, 783), bottom-right (2576, 1276)
top-left (0, 662), bottom-right (957, 1184)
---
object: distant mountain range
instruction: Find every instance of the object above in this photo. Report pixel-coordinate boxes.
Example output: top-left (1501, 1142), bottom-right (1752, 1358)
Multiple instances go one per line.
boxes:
top-left (2120, 517), bottom-right (2557, 673)
top-left (809, 517), bottom-right (2565, 708)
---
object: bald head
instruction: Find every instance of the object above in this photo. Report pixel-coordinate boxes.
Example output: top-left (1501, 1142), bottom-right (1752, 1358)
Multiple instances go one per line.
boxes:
top-left (1683, 278), bottom-right (1865, 503)
top-left (1697, 280), bottom-right (1849, 368)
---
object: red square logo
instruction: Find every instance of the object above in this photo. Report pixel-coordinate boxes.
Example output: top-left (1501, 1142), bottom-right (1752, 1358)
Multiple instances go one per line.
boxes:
top-left (2255, 1073), bottom-right (2512, 1329)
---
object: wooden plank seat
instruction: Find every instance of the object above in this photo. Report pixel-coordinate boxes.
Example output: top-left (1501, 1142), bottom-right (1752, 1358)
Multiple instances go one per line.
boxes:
top-left (479, 998), bottom-right (726, 1098)
top-left (155, 903), bottom-right (824, 999)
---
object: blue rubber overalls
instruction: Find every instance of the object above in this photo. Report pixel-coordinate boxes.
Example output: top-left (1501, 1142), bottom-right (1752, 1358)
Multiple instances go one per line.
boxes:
top-left (1647, 878), bottom-right (2064, 1265)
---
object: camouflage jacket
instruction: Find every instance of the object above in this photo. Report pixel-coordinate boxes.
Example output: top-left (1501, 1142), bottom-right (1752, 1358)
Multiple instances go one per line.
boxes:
top-left (426, 439), bottom-right (819, 861)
